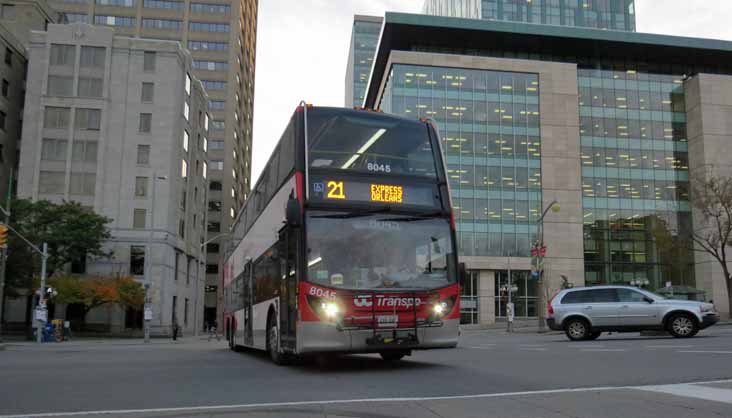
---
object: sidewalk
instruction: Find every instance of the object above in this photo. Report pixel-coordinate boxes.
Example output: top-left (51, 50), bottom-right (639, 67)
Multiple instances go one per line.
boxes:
top-left (0, 334), bottom-right (225, 349)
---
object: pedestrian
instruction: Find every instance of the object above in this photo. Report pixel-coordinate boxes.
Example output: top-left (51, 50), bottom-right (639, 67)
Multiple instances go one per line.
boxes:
top-left (172, 318), bottom-right (179, 341)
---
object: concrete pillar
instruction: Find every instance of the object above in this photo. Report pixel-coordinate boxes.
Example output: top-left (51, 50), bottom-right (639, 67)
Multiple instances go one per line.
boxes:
top-left (478, 270), bottom-right (495, 325)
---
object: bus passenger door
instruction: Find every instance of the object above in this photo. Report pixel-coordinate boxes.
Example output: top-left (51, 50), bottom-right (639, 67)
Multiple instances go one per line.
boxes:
top-left (279, 226), bottom-right (298, 351)
top-left (244, 261), bottom-right (254, 346)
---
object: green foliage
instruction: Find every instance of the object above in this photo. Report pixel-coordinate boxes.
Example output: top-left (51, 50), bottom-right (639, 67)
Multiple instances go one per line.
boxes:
top-left (48, 275), bottom-right (144, 321)
top-left (5, 199), bottom-right (112, 295)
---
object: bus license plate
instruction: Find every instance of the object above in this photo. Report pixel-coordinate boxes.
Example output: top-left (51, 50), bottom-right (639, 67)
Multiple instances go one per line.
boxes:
top-left (377, 315), bottom-right (398, 328)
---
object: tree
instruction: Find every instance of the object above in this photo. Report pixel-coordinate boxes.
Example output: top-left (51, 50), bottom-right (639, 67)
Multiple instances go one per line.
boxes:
top-left (4, 199), bottom-right (112, 296)
top-left (687, 174), bottom-right (732, 318)
top-left (48, 275), bottom-right (144, 327)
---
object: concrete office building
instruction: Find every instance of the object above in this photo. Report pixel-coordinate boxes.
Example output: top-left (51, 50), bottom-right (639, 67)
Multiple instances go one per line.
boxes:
top-left (0, 0), bottom-right (59, 206)
top-left (350, 12), bottom-right (732, 324)
top-left (46, 0), bottom-right (258, 326)
top-left (14, 23), bottom-right (210, 335)
top-left (421, 0), bottom-right (636, 31)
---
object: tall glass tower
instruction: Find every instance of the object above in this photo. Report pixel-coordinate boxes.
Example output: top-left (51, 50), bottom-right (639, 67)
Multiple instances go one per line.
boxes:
top-left (423, 0), bottom-right (636, 31)
top-left (345, 15), bottom-right (382, 107)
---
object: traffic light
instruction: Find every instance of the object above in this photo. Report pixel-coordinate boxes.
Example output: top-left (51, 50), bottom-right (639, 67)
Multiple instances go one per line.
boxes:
top-left (0, 223), bottom-right (7, 248)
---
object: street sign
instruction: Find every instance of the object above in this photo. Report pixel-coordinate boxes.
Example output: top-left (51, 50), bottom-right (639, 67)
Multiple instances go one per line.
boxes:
top-left (144, 304), bottom-right (153, 321)
top-left (35, 307), bottom-right (47, 322)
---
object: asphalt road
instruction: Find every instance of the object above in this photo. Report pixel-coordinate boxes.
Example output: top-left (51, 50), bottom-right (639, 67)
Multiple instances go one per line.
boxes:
top-left (2, 326), bottom-right (732, 417)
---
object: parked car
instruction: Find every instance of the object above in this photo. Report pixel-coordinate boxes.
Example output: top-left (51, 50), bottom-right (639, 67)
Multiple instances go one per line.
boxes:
top-left (546, 286), bottom-right (719, 341)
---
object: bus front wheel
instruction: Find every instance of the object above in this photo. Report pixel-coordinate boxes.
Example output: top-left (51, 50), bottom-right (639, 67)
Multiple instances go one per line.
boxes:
top-left (380, 351), bottom-right (408, 362)
top-left (267, 314), bottom-right (286, 365)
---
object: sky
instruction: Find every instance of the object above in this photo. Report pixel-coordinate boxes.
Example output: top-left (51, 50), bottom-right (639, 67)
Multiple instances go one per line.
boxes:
top-left (250, 0), bottom-right (732, 184)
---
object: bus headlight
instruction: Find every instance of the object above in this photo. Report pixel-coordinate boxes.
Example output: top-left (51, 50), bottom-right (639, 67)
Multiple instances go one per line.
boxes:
top-left (322, 302), bottom-right (340, 318)
top-left (433, 302), bottom-right (448, 316)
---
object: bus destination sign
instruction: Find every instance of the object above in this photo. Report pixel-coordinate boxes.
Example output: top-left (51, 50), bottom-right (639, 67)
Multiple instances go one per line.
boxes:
top-left (309, 176), bottom-right (437, 208)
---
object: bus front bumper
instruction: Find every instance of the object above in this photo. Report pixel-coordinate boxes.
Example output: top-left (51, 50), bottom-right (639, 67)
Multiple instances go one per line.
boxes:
top-left (296, 319), bottom-right (459, 354)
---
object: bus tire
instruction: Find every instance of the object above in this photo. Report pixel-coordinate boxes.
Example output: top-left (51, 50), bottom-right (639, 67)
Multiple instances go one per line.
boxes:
top-left (267, 313), bottom-right (285, 365)
top-left (380, 351), bottom-right (407, 362)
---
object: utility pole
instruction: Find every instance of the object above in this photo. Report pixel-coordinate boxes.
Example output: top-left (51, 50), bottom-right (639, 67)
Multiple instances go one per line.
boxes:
top-left (506, 255), bottom-right (513, 333)
top-left (36, 243), bottom-right (48, 344)
top-left (0, 172), bottom-right (12, 343)
top-left (535, 200), bottom-right (560, 333)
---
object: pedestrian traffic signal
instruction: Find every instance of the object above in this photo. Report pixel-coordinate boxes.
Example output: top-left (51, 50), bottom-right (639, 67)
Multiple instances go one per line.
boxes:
top-left (0, 223), bottom-right (7, 248)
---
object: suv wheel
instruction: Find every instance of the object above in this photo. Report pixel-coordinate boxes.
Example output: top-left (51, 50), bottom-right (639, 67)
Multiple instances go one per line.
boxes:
top-left (565, 318), bottom-right (590, 341)
top-left (586, 331), bottom-right (602, 341)
top-left (668, 313), bottom-right (698, 338)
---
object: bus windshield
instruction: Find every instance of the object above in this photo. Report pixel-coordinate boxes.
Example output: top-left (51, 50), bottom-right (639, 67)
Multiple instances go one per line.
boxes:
top-left (307, 108), bottom-right (438, 178)
top-left (306, 211), bottom-right (456, 290)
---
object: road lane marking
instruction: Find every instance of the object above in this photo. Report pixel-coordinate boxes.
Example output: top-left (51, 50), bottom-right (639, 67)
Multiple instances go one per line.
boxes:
top-left (519, 348), bottom-right (548, 351)
top-left (580, 349), bottom-right (627, 352)
top-left (677, 350), bottom-right (732, 354)
top-left (644, 345), bottom-right (693, 349)
top-left (2, 379), bottom-right (731, 418)
top-left (518, 344), bottom-right (547, 348)
top-left (640, 384), bottom-right (732, 405)
top-left (572, 345), bottom-right (605, 348)
top-left (466, 346), bottom-right (495, 349)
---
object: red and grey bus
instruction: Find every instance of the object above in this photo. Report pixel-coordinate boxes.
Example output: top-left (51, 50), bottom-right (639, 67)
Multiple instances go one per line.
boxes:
top-left (222, 105), bottom-right (461, 364)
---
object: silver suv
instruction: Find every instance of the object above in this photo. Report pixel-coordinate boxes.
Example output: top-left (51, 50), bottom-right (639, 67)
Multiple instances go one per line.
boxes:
top-left (546, 286), bottom-right (719, 341)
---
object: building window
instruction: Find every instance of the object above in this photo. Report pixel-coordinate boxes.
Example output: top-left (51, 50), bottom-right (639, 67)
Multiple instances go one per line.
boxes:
top-left (143, 0), bottom-right (183, 9)
top-left (181, 159), bottom-right (188, 179)
top-left (136, 144), bottom-right (150, 165)
top-left (209, 100), bottom-right (225, 110)
top-left (206, 243), bottom-right (219, 253)
top-left (47, 75), bottom-right (73, 96)
top-left (209, 181), bottom-right (221, 191)
top-left (208, 200), bottom-right (221, 211)
top-left (202, 161), bottom-right (207, 178)
top-left (206, 264), bottom-right (218, 274)
top-left (141, 82), bottom-right (154, 102)
top-left (94, 15), bottom-right (136, 27)
top-left (142, 18), bottom-right (182, 31)
top-left (80, 46), bottom-right (105, 68)
top-left (41, 138), bottom-right (68, 161)
top-left (143, 51), bottom-right (156, 71)
top-left (135, 176), bottom-right (148, 197)
top-left (204, 113), bottom-right (209, 131)
top-left (189, 22), bottom-right (229, 32)
top-left (1, 4), bottom-right (15, 18)
top-left (133, 208), bottom-right (146, 229)
top-left (130, 245), bottom-right (145, 275)
top-left (187, 41), bottom-right (228, 51)
top-left (183, 130), bottom-right (189, 151)
top-left (72, 140), bottom-right (97, 162)
top-left (95, 0), bottom-right (135, 6)
top-left (69, 172), bottom-right (95, 195)
top-left (230, 207), bottom-right (235, 218)
top-left (184, 298), bottom-right (188, 326)
top-left (44, 107), bottom-right (70, 128)
top-left (49, 44), bottom-right (74, 66)
top-left (192, 60), bottom-right (228, 71)
top-left (210, 120), bottom-right (224, 131)
top-left (210, 160), bottom-right (223, 170)
top-left (190, 3), bottom-right (230, 14)
top-left (139, 113), bottom-right (152, 133)
top-left (1, 79), bottom-right (8, 98)
top-left (77, 77), bottom-right (103, 98)
top-left (64, 13), bottom-right (88, 23)
top-left (202, 136), bottom-right (208, 152)
top-left (4, 47), bottom-right (11, 66)
top-left (209, 140), bottom-right (224, 150)
top-left (74, 108), bottom-right (101, 130)
top-left (0, 110), bottom-right (5, 131)
top-left (183, 101), bottom-right (189, 120)
top-left (185, 73), bottom-right (191, 95)
top-left (39, 171), bottom-right (65, 194)
top-left (207, 221), bottom-right (220, 232)
top-left (178, 219), bottom-right (185, 237)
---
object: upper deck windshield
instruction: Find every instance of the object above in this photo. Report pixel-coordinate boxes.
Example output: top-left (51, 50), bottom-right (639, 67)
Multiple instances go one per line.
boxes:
top-left (306, 211), bottom-right (456, 290)
top-left (307, 108), bottom-right (438, 178)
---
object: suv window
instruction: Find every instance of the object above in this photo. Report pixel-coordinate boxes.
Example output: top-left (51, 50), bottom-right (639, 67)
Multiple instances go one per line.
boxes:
top-left (617, 288), bottom-right (647, 302)
top-left (561, 289), bottom-right (619, 304)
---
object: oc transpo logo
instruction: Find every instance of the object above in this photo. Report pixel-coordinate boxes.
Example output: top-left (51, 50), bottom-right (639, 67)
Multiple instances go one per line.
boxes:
top-left (353, 295), bottom-right (423, 308)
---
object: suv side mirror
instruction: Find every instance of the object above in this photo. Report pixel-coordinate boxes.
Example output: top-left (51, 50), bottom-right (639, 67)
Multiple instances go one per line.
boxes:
top-left (643, 296), bottom-right (654, 304)
top-left (285, 197), bottom-right (301, 227)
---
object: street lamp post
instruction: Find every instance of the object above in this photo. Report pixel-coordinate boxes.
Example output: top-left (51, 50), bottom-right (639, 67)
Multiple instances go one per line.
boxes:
top-left (144, 174), bottom-right (167, 343)
top-left (534, 200), bottom-right (560, 333)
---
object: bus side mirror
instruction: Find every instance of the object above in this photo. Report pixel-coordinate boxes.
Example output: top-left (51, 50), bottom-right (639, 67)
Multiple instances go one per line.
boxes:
top-left (458, 262), bottom-right (467, 283)
top-left (286, 198), bottom-right (301, 227)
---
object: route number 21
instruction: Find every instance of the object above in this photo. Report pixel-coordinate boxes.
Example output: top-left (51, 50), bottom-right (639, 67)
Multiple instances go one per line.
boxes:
top-left (327, 181), bottom-right (346, 199)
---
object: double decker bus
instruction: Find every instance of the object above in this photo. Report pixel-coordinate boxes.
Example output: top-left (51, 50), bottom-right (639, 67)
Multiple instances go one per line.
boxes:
top-left (222, 105), bottom-right (461, 364)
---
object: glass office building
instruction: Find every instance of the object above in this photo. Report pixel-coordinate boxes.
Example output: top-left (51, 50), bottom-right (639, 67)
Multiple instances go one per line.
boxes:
top-left (352, 11), bottom-right (732, 323)
top-left (345, 16), bottom-right (382, 107)
top-left (423, 0), bottom-right (636, 31)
